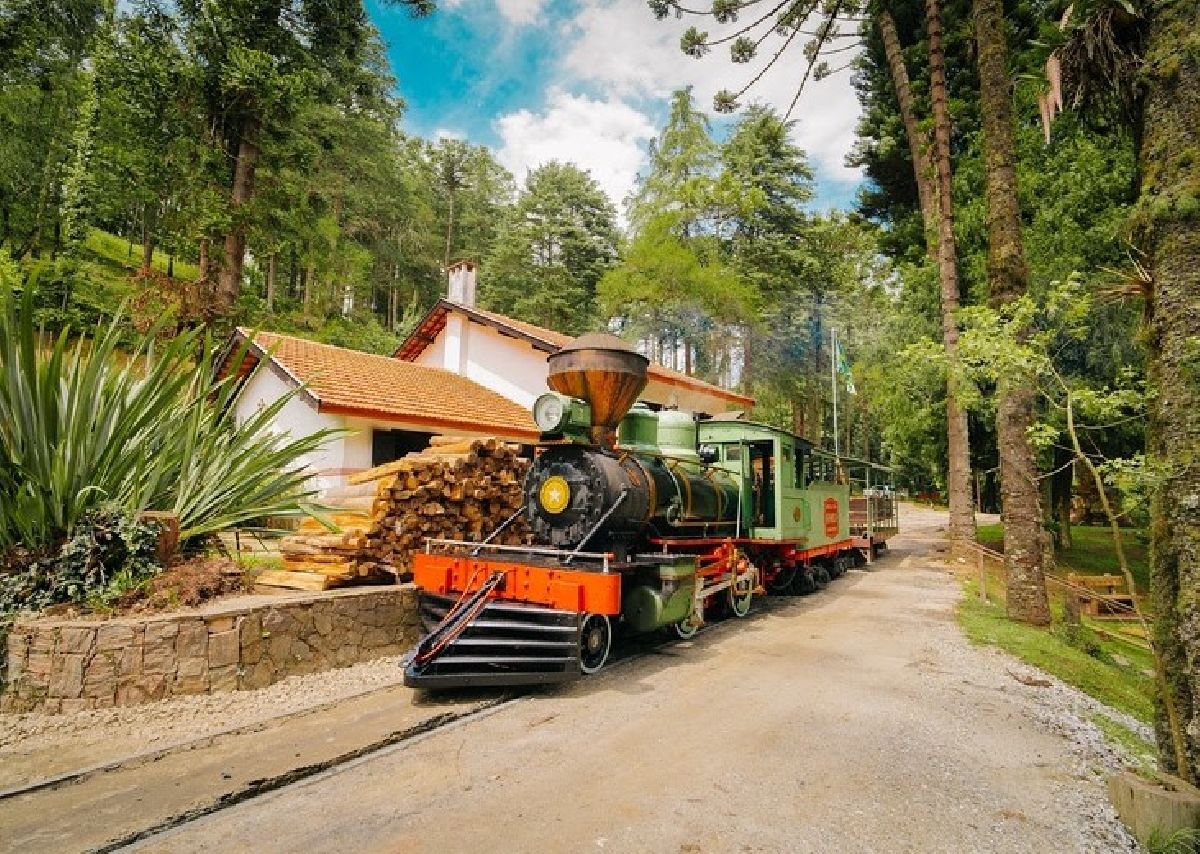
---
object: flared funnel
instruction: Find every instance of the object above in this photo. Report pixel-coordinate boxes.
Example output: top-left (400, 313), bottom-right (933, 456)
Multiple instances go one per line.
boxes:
top-left (547, 333), bottom-right (649, 447)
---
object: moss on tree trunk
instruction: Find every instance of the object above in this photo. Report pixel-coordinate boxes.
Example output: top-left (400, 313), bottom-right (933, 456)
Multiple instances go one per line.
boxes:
top-left (1141, 0), bottom-right (1200, 783)
top-left (973, 0), bottom-right (1050, 624)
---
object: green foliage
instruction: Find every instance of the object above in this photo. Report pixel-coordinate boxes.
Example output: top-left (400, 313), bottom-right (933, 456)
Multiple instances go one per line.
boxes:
top-left (1145, 827), bottom-right (1200, 854)
top-left (0, 263), bottom-right (340, 551)
top-left (0, 507), bottom-right (162, 638)
top-left (481, 162), bottom-right (618, 335)
top-left (957, 278), bottom-right (1147, 516)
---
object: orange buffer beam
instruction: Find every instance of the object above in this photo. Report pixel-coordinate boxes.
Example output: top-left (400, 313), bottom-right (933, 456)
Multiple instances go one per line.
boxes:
top-left (413, 553), bottom-right (622, 616)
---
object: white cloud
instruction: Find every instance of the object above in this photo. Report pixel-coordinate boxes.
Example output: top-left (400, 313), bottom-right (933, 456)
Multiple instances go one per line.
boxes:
top-left (439, 0), bottom-right (546, 26)
top-left (561, 0), bottom-right (863, 184)
top-left (495, 0), bottom-right (545, 25)
top-left (433, 127), bottom-right (467, 141)
top-left (494, 88), bottom-right (657, 211)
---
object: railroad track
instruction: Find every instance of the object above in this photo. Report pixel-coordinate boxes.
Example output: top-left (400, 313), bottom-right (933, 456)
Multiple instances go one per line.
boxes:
top-left (1, 571), bottom-right (866, 853)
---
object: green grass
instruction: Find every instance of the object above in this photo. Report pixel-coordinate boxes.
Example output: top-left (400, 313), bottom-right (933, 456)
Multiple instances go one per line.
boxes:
top-left (237, 553), bottom-right (283, 573)
top-left (977, 522), bottom-right (1150, 593)
top-left (83, 228), bottom-right (199, 281)
top-left (1090, 712), bottom-right (1158, 774)
top-left (959, 585), bottom-right (1156, 723)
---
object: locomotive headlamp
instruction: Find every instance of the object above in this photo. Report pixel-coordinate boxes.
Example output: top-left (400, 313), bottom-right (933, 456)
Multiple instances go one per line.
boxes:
top-left (533, 392), bottom-right (591, 436)
top-left (533, 392), bottom-right (568, 433)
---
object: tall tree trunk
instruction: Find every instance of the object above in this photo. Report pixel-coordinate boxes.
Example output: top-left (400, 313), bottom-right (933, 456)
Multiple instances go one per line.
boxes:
top-left (187, 236), bottom-right (212, 328)
top-left (265, 252), bottom-right (277, 312)
top-left (926, 0), bottom-right (977, 551)
top-left (1050, 443), bottom-right (1073, 549)
top-left (878, 9), bottom-right (937, 255)
top-left (303, 259), bottom-right (315, 314)
top-left (973, 0), bottom-right (1050, 625)
top-left (215, 117), bottom-right (261, 318)
top-left (1142, 0), bottom-right (1200, 784)
top-left (141, 203), bottom-right (155, 273)
top-left (444, 190), bottom-right (456, 270)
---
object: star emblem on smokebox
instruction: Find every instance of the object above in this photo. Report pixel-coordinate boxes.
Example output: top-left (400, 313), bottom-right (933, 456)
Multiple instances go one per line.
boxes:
top-left (539, 475), bottom-right (571, 515)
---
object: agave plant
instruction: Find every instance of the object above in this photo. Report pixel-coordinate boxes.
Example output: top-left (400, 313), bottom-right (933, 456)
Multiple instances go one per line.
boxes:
top-left (0, 260), bottom-right (340, 552)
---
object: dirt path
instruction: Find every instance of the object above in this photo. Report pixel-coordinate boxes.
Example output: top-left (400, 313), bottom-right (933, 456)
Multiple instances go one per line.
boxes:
top-left (97, 504), bottom-right (1132, 853)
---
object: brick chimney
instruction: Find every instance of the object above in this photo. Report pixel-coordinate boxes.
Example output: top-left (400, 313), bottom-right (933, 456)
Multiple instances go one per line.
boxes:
top-left (447, 260), bottom-right (477, 307)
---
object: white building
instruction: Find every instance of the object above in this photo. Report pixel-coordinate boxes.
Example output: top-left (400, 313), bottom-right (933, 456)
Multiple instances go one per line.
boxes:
top-left (220, 329), bottom-right (538, 490)
top-left (394, 261), bottom-right (754, 416)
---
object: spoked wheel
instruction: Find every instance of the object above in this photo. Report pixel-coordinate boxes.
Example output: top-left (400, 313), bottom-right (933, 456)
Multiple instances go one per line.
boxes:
top-left (673, 616), bottom-right (701, 639)
top-left (728, 564), bottom-right (754, 618)
top-left (765, 566), bottom-right (797, 595)
top-left (579, 614), bottom-right (612, 675)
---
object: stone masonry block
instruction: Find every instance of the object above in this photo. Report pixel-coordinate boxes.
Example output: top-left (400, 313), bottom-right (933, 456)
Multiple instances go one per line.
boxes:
top-left (118, 643), bottom-right (143, 677)
top-left (95, 624), bottom-right (135, 652)
top-left (57, 626), bottom-right (96, 655)
top-left (206, 616), bottom-right (236, 634)
top-left (48, 655), bottom-right (85, 699)
top-left (144, 621), bottom-right (179, 643)
top-left (142, 637), bottom-right (177, 675)
top-left (175, 619), bottom-right (208, 660)
top-left (209, 664), bottom-right (238, 693)
top-left (207, 629), bottom-right (239, 668)
top-left (176, 656), bottom-right (207, 680)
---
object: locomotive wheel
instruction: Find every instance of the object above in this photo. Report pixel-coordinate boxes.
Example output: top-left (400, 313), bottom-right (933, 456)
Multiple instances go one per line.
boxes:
top-left (790, 569), bottom-right (816, 595)
top-left (579, 614), bottom-right (612, 675)
top-left (728, 571), bottom-right (754, 617)
top-left (673, 617), bottom-right (701, 639)
top-left (813, 565), bottom-right (831, 589)
top-left (766, 566), bottom-right (797, 595)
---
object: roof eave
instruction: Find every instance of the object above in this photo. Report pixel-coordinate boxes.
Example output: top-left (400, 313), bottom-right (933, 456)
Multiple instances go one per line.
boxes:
top-left (319, 401), bottom-right (539, 440)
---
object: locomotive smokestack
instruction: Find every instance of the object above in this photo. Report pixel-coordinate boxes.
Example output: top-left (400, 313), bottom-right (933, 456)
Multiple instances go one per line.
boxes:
top-left (546, 333), bottom-right (649, 447)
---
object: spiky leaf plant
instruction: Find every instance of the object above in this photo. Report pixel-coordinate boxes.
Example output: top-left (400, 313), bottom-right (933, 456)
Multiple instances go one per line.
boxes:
top-left (0, 259), bottom-right (339, 553)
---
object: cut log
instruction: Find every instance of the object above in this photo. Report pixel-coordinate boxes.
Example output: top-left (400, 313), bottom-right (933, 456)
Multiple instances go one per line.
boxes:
top-left (255, 569), bottom-right (333, 591)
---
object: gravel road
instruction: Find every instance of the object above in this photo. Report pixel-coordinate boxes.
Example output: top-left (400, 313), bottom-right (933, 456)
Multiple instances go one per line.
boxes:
top-left (109, 504), bottom-right (1140, 853)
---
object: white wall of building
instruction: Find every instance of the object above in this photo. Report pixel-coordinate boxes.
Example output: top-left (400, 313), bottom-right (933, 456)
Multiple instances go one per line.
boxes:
top-left (235, 367), bottom-right (350, 491)
top-left (414, 322), bottom-right (548, 409)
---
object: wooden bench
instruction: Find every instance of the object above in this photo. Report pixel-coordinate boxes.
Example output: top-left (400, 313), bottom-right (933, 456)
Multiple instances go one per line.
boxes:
top-left (1066, 573), bottom-right (1137, 618)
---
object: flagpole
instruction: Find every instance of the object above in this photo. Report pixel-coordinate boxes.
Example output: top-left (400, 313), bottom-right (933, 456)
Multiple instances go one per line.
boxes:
top-left (831, 326), bottom-right (839, 458)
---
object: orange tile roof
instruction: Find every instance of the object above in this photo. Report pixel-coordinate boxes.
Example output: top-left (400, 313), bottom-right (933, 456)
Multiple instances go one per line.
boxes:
top-left (233, 329), bottom-right (539, 440)
top-left (394, 300), bottom-right (755, 408)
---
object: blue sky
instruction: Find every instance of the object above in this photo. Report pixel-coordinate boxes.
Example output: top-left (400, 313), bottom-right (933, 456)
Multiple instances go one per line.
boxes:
top-left (367, 0), bottom-right (864, 216)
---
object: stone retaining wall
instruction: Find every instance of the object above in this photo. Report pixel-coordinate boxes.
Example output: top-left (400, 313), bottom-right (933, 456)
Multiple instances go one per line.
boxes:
top-left (1, 585), bottom-right (419, 714)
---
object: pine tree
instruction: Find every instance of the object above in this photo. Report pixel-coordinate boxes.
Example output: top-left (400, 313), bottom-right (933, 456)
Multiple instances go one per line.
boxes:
top-left (482, 162), bottom-right (618, 335)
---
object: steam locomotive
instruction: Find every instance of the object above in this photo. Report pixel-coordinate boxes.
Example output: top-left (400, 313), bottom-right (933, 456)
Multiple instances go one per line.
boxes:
top-left (404, 333), bottom-right (897, 688)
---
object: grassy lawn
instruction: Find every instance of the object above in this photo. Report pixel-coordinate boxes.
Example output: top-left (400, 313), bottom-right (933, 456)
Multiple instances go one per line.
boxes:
top-left (959, 583), bottom-right (1156, 724)
top-left (83, 228), bottom-right (199, 281)
top-left (977, 522), bottom-right (1150, 593)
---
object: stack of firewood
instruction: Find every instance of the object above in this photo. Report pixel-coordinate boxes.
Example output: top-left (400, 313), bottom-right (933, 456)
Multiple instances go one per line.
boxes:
top-left (256, 437), bottom-right (530, 592)
top-left (360, 437), bottom-right (530, 572)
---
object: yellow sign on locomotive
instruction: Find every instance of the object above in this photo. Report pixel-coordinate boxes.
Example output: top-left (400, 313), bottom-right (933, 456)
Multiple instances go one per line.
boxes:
top-left (539, 475), bottom-right (571, 514)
